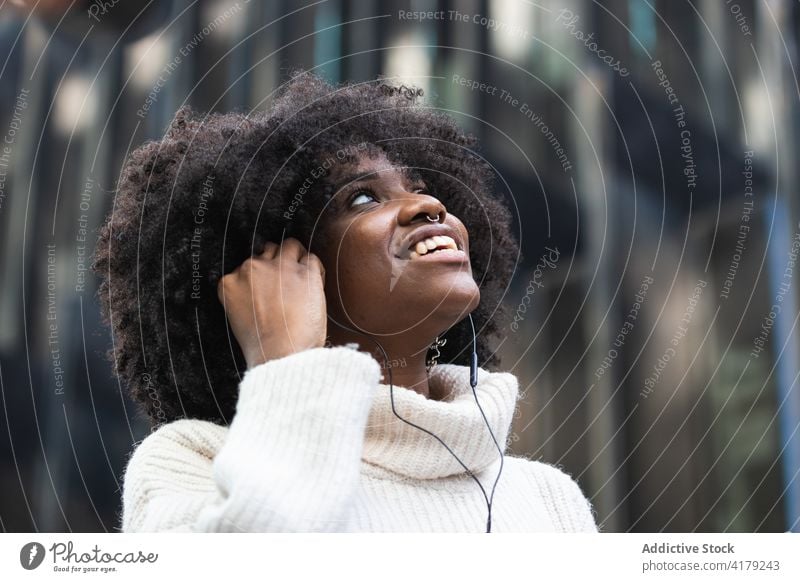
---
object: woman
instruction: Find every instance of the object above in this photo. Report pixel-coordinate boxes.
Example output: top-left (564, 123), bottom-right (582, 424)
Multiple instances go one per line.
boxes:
top-left (93, 72), bottom-right (598, 532)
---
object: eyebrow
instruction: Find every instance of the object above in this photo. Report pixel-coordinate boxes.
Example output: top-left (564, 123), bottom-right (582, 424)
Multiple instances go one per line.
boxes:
top-left (332, 171), bottom-right (381, 191)
top-left (332, 167), bottom-right (421, 192)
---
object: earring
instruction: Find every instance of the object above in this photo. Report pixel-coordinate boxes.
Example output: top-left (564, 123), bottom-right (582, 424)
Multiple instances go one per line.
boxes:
top-left (426, 336), bottom-right (447, 373)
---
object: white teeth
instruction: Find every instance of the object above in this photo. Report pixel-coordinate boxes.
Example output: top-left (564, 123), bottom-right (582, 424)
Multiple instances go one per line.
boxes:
top-left (409, 235), bottom-right (459, 259)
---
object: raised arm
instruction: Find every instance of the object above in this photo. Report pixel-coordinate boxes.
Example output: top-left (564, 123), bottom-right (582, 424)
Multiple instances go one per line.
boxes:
top-left (122, 238), bottom-right (382, 531)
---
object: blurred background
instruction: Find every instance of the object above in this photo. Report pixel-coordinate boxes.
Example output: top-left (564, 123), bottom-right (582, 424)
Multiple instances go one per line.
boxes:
top-left (1, 0), bottom-right (799, 533)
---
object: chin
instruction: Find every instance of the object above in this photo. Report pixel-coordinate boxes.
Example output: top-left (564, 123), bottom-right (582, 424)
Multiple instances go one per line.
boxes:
top-left (424, 284), bottom-right (481, 328)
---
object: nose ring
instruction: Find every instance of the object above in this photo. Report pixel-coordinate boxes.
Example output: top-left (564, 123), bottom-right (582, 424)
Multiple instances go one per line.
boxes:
top-left (426, 213), bottom-right (440, 223)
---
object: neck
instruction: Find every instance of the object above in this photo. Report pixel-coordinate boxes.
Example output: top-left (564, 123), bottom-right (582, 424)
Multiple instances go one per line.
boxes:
top-left (327, 324), bottom-right (440, 399)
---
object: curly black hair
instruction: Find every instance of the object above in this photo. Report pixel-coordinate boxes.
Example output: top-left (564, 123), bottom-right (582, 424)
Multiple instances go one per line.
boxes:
top-left (93, 71), bottom-right (520, 429)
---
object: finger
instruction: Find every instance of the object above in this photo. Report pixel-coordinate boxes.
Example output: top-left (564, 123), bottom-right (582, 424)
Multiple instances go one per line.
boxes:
top-left (302, 252), bottom-right (326, 280)
top-left (276, 237), bottom-right (307, 263)
top-left (258, 241), bottom-right (280, 260)
top-left (216, 275), bottom-right (228, 305)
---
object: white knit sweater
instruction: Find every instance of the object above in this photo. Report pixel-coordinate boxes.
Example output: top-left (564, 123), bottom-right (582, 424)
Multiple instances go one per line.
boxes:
top-left (121, 345), bottom-right (599, 532)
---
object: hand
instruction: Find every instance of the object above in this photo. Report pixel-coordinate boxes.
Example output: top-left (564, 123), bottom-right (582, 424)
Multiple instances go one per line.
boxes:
top-left (217, 238), bottom-right (328, 369)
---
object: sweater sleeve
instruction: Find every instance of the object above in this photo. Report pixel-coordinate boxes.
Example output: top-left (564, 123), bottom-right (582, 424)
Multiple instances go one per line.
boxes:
top-left (121, 345), bottom-right (382, 532)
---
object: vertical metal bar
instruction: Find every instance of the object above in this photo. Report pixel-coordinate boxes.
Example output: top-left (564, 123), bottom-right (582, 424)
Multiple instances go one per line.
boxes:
top-left (313, 0), bottom-right (341, 83)
top-left (764, 195), bottom-right (800, 531)
top-left (572, 65), bottom-right (624, 531)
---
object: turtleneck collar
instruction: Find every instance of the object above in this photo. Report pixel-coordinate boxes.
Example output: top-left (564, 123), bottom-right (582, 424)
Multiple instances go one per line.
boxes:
top-left (362, 364), bottom-right (521, 479)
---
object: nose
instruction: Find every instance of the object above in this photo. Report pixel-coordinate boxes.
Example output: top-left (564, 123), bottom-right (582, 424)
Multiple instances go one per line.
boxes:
top-left (396, 193), bottom-right (447, 225)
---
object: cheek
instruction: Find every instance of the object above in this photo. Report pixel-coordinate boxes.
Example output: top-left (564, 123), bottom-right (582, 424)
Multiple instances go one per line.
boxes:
top-left (321, 223), bottom-right (391, 310)
top-left (326, 253), bottom-right (392, 331)
top-left (337, 244), bottom-right (389, 293)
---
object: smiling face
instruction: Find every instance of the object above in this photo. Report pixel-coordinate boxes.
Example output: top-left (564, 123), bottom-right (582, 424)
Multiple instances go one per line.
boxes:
top-left (311, 152), bottom-right (480, 340)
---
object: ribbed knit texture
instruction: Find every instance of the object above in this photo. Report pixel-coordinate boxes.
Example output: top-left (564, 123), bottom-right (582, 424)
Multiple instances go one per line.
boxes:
top-left (120, 346), bottom-right (599, 532)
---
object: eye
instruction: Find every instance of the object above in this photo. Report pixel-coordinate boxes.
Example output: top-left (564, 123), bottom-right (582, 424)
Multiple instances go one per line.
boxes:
top-left (348, 187), bottom-right (378, 208)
